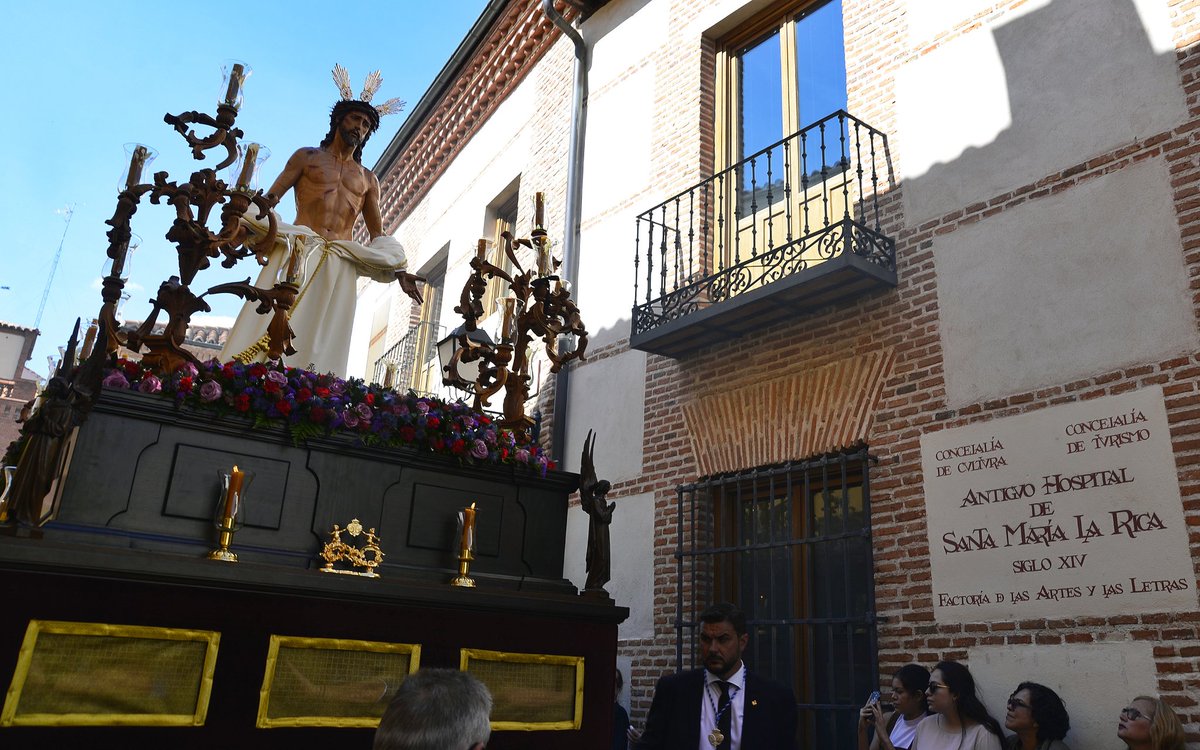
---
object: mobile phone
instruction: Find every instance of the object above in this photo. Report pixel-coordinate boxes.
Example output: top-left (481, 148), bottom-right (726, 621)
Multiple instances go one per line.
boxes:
top-left (867, 690), bottom-right (881, 705)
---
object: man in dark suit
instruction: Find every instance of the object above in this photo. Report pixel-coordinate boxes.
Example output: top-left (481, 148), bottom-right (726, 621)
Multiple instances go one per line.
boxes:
top-left (632, 602), bottom-right (797, 750)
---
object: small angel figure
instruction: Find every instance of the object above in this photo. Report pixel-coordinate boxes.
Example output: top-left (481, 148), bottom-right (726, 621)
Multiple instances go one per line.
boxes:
top-left (579, 429), bottom-right (614, 593)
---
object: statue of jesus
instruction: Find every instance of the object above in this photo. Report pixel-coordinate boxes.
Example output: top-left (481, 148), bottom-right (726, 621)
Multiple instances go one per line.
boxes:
top-left (221, 67), bottom-right (423, 375)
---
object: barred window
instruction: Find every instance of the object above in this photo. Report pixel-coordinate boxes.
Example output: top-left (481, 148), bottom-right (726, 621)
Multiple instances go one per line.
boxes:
top-left (675, 447), bottom-right (877, 748)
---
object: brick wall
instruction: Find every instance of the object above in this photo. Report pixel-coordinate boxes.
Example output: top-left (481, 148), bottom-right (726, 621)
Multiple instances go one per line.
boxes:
top-left (375, 0), bottom-right (1200, 742)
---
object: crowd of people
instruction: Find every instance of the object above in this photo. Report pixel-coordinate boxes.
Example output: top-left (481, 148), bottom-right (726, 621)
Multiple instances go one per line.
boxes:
top-left (858, 660), bottom-right (1187, 750)
top-left (363, 605), bottom-right (1188, 750)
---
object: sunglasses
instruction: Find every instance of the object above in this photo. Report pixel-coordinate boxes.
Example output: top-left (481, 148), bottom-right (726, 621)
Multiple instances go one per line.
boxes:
top-left (1121, 707), bottom-right (1150, 722)
top-left (1007, 698), bottom-right (1030, 711)
top-left (926, 681), bottom-right (948, 694)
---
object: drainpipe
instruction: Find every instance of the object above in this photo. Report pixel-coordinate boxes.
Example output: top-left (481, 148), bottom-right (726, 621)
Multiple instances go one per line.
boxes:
top-left (543, 0), bottom-right (587, 467)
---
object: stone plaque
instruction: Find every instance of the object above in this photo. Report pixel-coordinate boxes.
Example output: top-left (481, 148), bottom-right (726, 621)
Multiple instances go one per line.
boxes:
top-left (921, 386), bottom-right (1196, 622)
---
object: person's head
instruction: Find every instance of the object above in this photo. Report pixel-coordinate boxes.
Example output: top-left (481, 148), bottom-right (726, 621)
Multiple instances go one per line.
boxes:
top-left (1004, 682), bottom-right (1069, 742)
top-left (926, 661), bottom-right (1003, 739)
top-left (890, 664), bottom-right (930, 718)
top-left (614, 668), bottom-right (624, 702)
top-left (1117, 695), bottom-right (1185, 750)
top-left (321, 100), bottom-right (381, 163)
top-left (373, 669), bottom-right (492, 750)
top-left (698, 602), bottom-right (748, 680)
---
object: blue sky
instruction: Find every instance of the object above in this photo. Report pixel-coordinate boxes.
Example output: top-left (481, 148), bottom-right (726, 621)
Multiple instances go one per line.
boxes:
top-left (0, 1), bottom-right (489, 378)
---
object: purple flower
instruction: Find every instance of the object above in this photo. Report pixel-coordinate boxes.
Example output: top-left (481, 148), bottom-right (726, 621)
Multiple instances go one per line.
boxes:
top-left (342, 409), bottom-right (360, 428)
top-left (138, 375), bottom-right (162, 394)
top-left (471, 439), bottom-right (489, 459)
top-left (199, 380), bottom-right (223, 402)
top-left (102, 371), bottom-right (130, 389)
top-left (515, 448), bottom-right (530, 463)
top-left (266, 370), bottom-right (288, 385)
top-left (416, 400), bottom-right (430, 414)
top-left (328, 380), bottom-right (347, 396)
top-left (179, 362), bottom-right (199, 378)
top-left (484, 429), bottom-right (497, 446)
top-left (355, 402), bottom-right (373, 420)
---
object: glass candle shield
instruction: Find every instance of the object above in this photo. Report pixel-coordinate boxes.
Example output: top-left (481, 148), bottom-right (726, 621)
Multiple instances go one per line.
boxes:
top-left (102, 233), bottom-right (139, 282)
top-left (118, 144), bottom-right (158, 192)
top-left (214, 468), bottom-right (254, 531)
top-left (230, 143), bottom-right (270, 192)
top-left (0, 465), bottom-right (16, 523)
top-left (219, 60), bottom-right (252, 110)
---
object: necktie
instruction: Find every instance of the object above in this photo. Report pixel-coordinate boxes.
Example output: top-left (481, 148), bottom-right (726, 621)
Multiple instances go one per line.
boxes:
top-left (717, 681), bottom-right (732, 750)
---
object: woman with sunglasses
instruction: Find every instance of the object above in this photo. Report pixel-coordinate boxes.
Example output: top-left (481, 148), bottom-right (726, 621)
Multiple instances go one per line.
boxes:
top-left (1117, 696), bottom-right (1185, 750)
top-left (1002, 682), bottom-right (1070, 750)
top-left (858, 664), bottom-right (932, 750)
top-left (911, 661), bottom-right (1004, 750)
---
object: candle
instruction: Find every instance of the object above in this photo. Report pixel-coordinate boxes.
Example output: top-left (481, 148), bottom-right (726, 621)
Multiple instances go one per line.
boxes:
top-left (225, 62), bottom-right (245, 105)
top-left (534, 192), bottom-right (545, 228)
top-left (500, 298), bottom-right (517, 343)
top-left (477, 238), bottom-right (489, 261)
top-left (236, 143), bottom-right (259, 190)
top-left (223, 465), bottom-right (244, 521)
top-left (80, 322), bottom-right (98, 361)
top-left (536, 238), bottom-right (551, 277)
top-left (460, 503), bottom-right (476, 551)
top-left (125, 145), bottom-right (149, 192)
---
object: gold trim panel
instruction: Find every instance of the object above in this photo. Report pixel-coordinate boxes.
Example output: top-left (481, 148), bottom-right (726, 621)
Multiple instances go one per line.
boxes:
top-left (256, 635), bottom-right (421, 728)
top-left (0, 620), bottom-right (219, 727)
top-left (460, 648), bottom-right (584, 731)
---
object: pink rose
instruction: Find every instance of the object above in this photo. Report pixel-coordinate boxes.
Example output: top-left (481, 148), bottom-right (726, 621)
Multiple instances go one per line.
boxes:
top-left (102, 371), bottom-right (130, 389)
top-left (342, 409), bottom-right (360, 428)
top-left (199, 380), bottom-right (223, 402)
top-left (266, 370), bottom-right (288, 385)
top-left (138, 375), bottom-right (162, 394)
top-left (471, 439), bottom-right (489, 459)
top-left (355, 402), bottom-right (373, 420)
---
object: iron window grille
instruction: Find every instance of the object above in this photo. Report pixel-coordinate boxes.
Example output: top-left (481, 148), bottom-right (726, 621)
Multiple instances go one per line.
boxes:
top-left (674, 447), bottom-right (878, 748)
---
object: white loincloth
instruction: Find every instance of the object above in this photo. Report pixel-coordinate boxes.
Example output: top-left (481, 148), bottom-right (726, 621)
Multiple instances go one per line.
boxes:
top-left (219, 210), bottom-right (407, 376)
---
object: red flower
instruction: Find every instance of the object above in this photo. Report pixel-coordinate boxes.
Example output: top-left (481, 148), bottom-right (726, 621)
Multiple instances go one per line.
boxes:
top-left (248, 363), bottom-right (267, 379)
top-left (263, 380), bottom-right (281, 394)
top-left (234, 394), bottom-right (251, 412)
top-left (501, 448), bottom-right (509, 459)
top-left (479, 415), bottom-right (491, 425)
top-left (547, 460), bottom-right (557, 471)
top-left (222, 363), bottom-right (235, 378)
top-left (427, 416), bottom-right (440, 429)
top-left (365, 393), bottom-right (375, 405)
top-left (276, 400), bottom-right (292, 416)
top-left (315, 387), bottom-right (331, 399)
top-left (451, 439), bottom-right (466, 454)
top-left (399, 426), bottom-right (416, 441)
top-left (310, 406), bottom-right (327, 424)
top-left (432, 438), bottom-right (445, 451)
top-left (178, 377), bottom-right (193, 392)
top-left (296, 388), bottom-right (312, 403)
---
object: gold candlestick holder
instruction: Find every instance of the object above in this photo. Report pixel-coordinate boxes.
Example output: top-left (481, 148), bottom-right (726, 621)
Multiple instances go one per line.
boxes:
top-left (450, 549), bottom-right (476, 587)
top-left (209, 517), bottom-right (238, 562)
top-left (208, 467), bottom-right (252, 563)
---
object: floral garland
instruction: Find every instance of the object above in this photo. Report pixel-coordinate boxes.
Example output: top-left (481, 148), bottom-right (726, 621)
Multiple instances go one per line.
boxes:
top-left (101, 358), bottom-right (555, 474)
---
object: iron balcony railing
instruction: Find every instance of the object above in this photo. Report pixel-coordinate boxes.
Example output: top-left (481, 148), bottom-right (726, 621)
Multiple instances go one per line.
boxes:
top-left (372, 321), bottom-right (445, 395)
top-left (632, 110), bottom-right (895, 339)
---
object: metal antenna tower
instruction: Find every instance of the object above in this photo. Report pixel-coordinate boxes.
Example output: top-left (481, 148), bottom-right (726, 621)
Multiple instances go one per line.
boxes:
top-left (35, 204), bottom-right (75, 329)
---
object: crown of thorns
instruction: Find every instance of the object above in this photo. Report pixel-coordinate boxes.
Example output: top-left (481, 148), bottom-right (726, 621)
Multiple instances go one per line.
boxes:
top-left (332, 64), bottom-right (405, 117)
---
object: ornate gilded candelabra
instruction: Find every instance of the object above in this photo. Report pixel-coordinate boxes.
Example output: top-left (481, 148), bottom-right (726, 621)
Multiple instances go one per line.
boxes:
top-left (443, 193), bottom-right (589, 430)
top-left (98, 61), bottom-right (304, 375)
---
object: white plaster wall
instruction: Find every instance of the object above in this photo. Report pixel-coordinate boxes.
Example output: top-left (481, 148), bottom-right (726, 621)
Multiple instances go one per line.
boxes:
top-left (968, 642), bottom-right (1158, 750)
top-left (368, 81), bottom-right (539, 356)
top-left (564, 490), bottom-right (656, 641)
top-left (562, 348), bottom-right (647, 482)
top-left (898, 0), bottom-right (1185, 222)
top-left (0, 332), bottom-right (23, 380)
top-left (937, 157), bottom-right (1196, 406)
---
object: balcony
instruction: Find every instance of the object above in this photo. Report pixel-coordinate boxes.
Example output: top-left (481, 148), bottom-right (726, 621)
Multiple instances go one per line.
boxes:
top-left (630, 111), bottom-right (896, 358)
top-left (372, 320), bottom-right (445, 395)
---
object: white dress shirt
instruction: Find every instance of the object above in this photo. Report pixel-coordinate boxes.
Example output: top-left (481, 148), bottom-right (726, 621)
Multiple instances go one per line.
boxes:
top-left (698, 664), bottom-right (746, 750)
